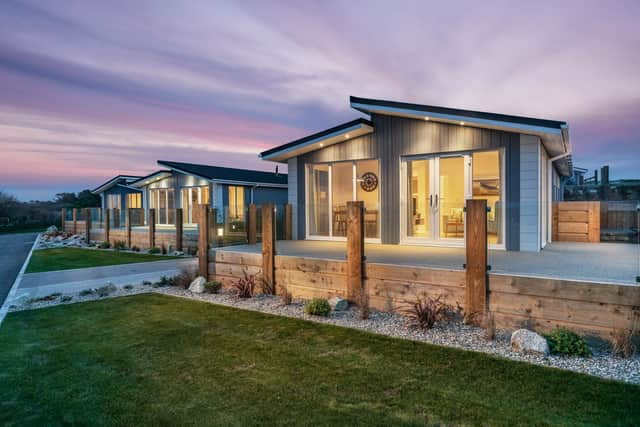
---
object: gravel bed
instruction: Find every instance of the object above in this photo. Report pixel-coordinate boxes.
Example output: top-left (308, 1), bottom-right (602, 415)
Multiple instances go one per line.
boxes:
top-left (8, 284), bottom-right (640, 384)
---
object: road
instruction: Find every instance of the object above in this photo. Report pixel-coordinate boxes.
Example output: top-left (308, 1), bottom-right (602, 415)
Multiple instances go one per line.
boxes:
top-left (0, 232), bottom-right (38, 307)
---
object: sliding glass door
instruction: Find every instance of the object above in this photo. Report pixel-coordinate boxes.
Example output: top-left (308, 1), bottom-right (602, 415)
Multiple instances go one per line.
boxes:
top-left (307, 160), bottom-right (380, 240)
top-left (404, 150), bottom-right (504, 247)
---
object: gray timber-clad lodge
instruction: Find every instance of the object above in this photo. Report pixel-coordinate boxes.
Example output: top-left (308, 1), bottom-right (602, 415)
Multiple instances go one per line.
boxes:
top-left (260, 96), bottom-right (572, 252)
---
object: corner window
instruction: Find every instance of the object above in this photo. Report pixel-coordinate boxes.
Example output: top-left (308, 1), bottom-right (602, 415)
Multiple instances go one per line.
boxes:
top-left (307, 160), bottom-right (380, 239)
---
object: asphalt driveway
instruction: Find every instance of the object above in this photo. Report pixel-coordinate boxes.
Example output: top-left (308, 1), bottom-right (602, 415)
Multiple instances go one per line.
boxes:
top-left (0, 232), bottom-right (38, 306)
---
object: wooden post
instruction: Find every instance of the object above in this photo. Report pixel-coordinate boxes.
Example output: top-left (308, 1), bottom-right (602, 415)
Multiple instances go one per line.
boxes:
top-left (600, 202), bottom-right (608, 232)
top-left (83, 208), bottom-right (91, 243)
top-left (104, 208), bottom-right (110, 244)
top-left (198, 204), bottom-right (210, 277)
top-left (588, 201), bottom-right (601, 243)
top-left (247, 204), bottom-right (257, 244)
top-left (126, 208), bottom-right (132, 248)
top-left (61, 208), bottom-right (66, 231)
top-left (262, 203), bottom-right (276, 294)
top-left (175, 208), bottom-right (183, 252)
top-left (465, 199), bottom-right (488, 323)
top-left (72, 208), bottom-right (78, 234)
top-left (284, 204), bottom-right (293, 240)
top-left (148, 209), bottom-right (156, 249)
top-left (346, 201), bottom-right (365, 303)
top-left (552, 202), bottom-right (558, 242)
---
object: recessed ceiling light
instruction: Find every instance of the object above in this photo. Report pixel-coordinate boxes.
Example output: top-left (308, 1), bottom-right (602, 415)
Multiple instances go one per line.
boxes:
top-left (424, 117), bottom-right (429, 121)
top-left (319, 143), bottom-right (324, 147)
top-left (460, 121), bottom-right (465, 126)
top-left (345, 133), bottom-right (350, 139)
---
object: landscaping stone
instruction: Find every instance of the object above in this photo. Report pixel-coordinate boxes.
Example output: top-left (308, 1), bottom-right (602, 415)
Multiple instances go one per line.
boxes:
top-left (171, 251), bottom-right (184, 256)
top-left (46, 225), bottom-right (58, 233)
top-left (511, 329), bottom-right (549, 356)
top-left (188, 276), bottom-right (206, 293)
top-left (328, 296), bottom-right (348, 311)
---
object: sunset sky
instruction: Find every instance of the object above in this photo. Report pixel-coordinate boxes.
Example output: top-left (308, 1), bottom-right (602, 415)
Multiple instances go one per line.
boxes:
top-left (1, 0), bottom-right (639, 200)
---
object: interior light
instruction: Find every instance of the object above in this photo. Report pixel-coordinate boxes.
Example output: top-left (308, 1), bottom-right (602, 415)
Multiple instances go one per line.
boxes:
top-left (217, 227), bottom-right (224, 237)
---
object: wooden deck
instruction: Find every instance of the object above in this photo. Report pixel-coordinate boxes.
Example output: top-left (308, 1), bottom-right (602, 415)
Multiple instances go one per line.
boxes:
top-left (209, 240), bottom-right (640, 338)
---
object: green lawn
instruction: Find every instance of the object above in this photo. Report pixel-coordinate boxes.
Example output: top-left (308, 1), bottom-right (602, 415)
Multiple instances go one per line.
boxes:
top-left (0, 294), bottom-right (638, 426)
top-left (26, 247), bottom-right (182, 273)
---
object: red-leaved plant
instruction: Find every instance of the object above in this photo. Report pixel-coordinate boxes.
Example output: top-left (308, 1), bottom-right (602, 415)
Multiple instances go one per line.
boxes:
top-left (402, 294), bottom-right (450, 330)
top-left (230, 268), bottom-right (258, 298)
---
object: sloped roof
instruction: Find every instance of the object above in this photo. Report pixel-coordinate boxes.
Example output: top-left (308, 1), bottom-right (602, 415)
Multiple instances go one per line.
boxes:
top-left (157, 160), bottom-right (287, 186)
top-left (91, 175), bottom-right (142, 194)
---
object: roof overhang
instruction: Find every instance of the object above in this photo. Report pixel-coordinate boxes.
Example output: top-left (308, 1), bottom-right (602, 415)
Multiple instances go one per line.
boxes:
top-left (157, 161), bottom-right (288, 188)
top-left (130, 170), bottom-right (172, 188)
top-left (260, 118), bottom-right (373, 162)
top-left (91, 175), bottom-right (142, 194)
top-left (351, 96), bottom-right (573, 176)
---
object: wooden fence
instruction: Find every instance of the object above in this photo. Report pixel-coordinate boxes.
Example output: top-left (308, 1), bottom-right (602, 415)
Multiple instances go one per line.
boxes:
top-left (206, 199), bottom-right (640, 338)
top-left (552, 201), bottom-right (600, 243)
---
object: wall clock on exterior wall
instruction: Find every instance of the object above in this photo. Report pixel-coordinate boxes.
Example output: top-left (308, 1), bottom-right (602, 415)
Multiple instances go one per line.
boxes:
top-left (360, 172), bottom-right (378, 192)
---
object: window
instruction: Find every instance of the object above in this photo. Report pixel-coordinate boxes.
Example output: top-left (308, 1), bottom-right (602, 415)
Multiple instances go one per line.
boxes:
top-left (228, 186), bottom-right (245, 220)
top-left (149, 188), bottom-right (175, 225)
top-left (127, 193), bottom-right (141, 209)
top-left (180, 186), bottom-right (210, 224)
top-left (106, 194), bottom-right (121, 210)
top-left (472, 150), bottom-right (503, 245)
top-left (307, 160), bottom-right (380, 239)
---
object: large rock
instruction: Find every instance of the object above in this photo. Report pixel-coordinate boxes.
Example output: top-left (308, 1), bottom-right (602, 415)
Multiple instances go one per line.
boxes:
top-left (511, 329), bottom-right (549, 356)
top-left (188, 276), bottom-right (207, 293)
top-left (46, 225), bottom-right (58, 234)
top-left (328, 296), bottom-right (348, 311)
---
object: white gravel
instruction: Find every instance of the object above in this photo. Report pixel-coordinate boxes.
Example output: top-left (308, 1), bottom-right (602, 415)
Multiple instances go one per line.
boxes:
top-left (8, 283), bottom-right (640, 385)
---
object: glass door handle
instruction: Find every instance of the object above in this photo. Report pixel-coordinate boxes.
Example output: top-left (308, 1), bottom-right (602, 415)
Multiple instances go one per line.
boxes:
top-left (435, 194), bottom-right (438, 207)
top-left (430, 195), bottom-right (433, 207)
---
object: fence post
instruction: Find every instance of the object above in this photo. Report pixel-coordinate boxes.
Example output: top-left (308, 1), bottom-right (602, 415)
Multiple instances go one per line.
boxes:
top-left (465, 199), bottom-right (488, 324)
top-left (126, 208), bottom-right (132, 248)
top-left (175, 208), bottom-right (183, 252)
top-left (262, 203), bottom-right (276, 294)
top-left (284, 204), bottom-right (293, 240)
top-left (61, 208), bottom-right (66, 231)
top-left (72, 208), bottom-right (78, 234)
top-left (346, 201), bottom-right (365, 304)
top-left (247, 204), bottom-right (257, 244)
top-left (198, 204), bottom-right (210, 278)
top-left (588, 201), bottom-right (601, 243)
top-left (104, 209), bottom-right (110, 244)
top-left (83, 208), bottom-right (91, 243)
top-left (148, 209), bottom-right (156, 249)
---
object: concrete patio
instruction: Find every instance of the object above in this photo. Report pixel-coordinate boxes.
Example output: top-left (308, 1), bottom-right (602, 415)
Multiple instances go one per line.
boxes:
top-left (219, 240), bottom-right (640, 285)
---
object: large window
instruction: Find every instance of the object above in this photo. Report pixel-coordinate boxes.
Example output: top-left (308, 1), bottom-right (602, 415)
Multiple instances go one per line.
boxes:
top-left (307, 160), bottom-right (380, 239)
top-left (150, 188), bottom-right (175, 225)
top-left (228, 186), bottom-right (245, 220)
top-left (404, 149), bottom-right (503, 246)
top-left (127, 193), bottom-right (141, 209)
top-left (106, 194), bottom-right (121, 210)
top-left (181, 186), bottom-right (210, 224)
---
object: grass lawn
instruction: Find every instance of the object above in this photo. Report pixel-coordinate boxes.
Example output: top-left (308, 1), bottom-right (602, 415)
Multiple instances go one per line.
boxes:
top-left (25, 247), bottom-right (183, 273)
top-left (0, 294), bottom-right (638, 426)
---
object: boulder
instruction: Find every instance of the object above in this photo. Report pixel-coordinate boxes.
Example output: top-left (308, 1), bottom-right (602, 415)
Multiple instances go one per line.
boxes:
top-left (171, 251), bottom-right (185, 256)
top-left (46, 225), bottom-right (58, 234)
top-left (328, 296), bottom-right (348, 311)
top-left (511, 329), bottom-right (549, 356)
top-left (188, 276), bottom-right (207, 293)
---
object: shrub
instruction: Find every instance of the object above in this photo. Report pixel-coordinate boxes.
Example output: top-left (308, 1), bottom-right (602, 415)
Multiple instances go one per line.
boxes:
top-left (402, 294), bottom-right (450, 330)
top-left (28, 293), bottom-right (61, 304)
top-left (98, 241), bottom-right (111, 249)
top-left (230, 269), bottom-right (258, 298)
top-left (610, 327), bottom-right (637, 358)
top-left (113, 240), bottom-right (127, 250)
top-left (142, 280), bottom-right (152, 286)
top-left (131, 245), bottom-right (140, 252)
top-left (96, 284), bottom-right (117, 297)
top-left (280, 289), bottom-right (293, 306)
top-left (61, 295), bottom-right (73, 303)
top-left (79, 289), bottom-right (95, 296)
top-left (545, 328), bottom-right (592, 357)
top-left (305, 298), bottom-right (331, 316)
top-left (123, 284), bottom-right (134, 290)
top-left (148, 247), bottom-right (161, 254)
top-left (155, 276), bottom-right (173, 287)
top-left (173, 266), bottom-right (197, 289)
top-left (205, 281), bottom-right (222, 294)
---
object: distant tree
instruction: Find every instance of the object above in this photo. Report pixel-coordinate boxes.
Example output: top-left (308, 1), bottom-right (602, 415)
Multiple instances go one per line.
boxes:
top-left (0, 190), bottom-right (19, 219)
top-left (75, 189), bottom-right (101, 208)
top-left (54, 192), bottom-right (78, 207)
